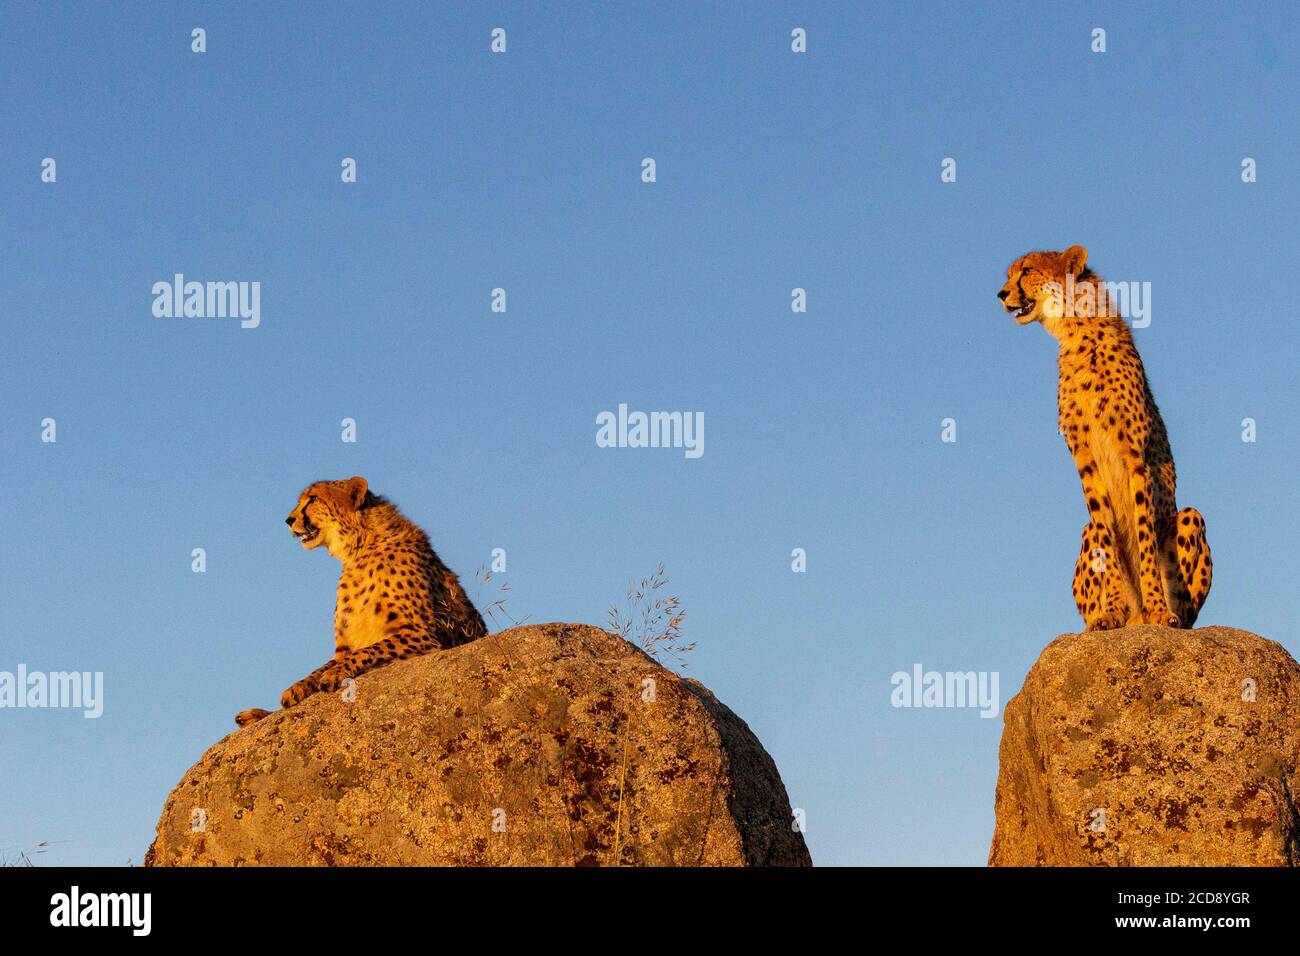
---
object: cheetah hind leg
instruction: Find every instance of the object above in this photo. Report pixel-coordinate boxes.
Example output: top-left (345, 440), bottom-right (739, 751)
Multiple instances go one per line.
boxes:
top-left (1074, 521), bottom-right (1129, 631)
top-left (1175, 507), bottom-right (1212, 623)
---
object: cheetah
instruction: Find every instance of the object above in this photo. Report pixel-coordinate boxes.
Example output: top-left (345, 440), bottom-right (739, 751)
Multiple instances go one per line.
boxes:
top-left (234, 477), bottom-right (486, 726)
top-left (997, 246), bottom-right (1212, 630)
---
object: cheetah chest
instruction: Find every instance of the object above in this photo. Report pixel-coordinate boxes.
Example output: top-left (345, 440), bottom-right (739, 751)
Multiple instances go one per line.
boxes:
top-left (1059, 353), bottom-right (1140, 554)
top-left (334, 559), bottom-right (405, 651)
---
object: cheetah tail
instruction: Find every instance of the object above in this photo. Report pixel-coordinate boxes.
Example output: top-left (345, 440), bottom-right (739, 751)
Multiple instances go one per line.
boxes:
top-left (1176, 506), bottom-right (1212, 614)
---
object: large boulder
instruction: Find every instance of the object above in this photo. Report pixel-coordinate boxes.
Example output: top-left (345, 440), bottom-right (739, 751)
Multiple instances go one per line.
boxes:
top-left (145, 623), bottom-right (810, 867)
top-left (989, 625), bottom-right (1300, 866)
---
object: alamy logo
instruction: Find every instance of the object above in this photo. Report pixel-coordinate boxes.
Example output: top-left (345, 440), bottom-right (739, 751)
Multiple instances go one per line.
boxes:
top-left (1044, 273), bottom-right (1152, 328)
top-left (890, 664), bottom-right (1000, 718)
top-left (0, 665), bottom-right (103, 718)
top-left (50, 886), bottom-right (151, 936)
top-left (151, 274), bottom-right (261, 328)
top-left (595, 403), bottom-right (704, 459)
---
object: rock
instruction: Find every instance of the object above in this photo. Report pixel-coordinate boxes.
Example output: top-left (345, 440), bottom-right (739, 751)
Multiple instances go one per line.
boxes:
top-left (989, 625), bottom-right (1300, 866)
top-left (145, 623), bottom-right (810, 867)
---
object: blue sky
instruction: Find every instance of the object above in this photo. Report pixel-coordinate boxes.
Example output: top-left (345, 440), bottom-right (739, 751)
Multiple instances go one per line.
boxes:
top-left (1, 1), bottom-right (1297, 866)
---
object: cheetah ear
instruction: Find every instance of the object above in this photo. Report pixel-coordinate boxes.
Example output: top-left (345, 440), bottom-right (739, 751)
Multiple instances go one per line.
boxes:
top-left (344, 476), bottom-right (368, 510)
top-left (1063, 245), bottom-right (1088, 276)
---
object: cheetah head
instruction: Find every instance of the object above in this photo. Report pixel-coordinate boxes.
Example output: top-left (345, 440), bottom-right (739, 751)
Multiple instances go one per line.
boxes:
top-left (285, 476), bottom-right (371, 554)
top-left (998, 245), bottom-right (1088, 325)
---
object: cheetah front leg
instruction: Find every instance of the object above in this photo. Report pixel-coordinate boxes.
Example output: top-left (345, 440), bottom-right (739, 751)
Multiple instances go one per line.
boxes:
top-left (316, 633), bottom-right (439, 693)
top-left (233, 658), bottom-right (337, 727)
top-left (1126, 459), bottom-right (1180, 626)
top-left (278, 658), bottom-right (341, 708)
top-left (1074, 521), bottom-right (1130, 630)
top-left (1067, 444), bottom-right (1136, 629)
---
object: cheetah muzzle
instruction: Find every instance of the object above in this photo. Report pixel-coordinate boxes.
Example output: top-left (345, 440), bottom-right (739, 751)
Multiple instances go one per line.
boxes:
top-left (293, 517), bottom-right (319, 545)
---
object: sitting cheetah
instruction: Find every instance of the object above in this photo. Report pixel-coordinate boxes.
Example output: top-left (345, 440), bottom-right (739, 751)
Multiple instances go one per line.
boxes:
top-left (997, 246), bottom-right (1211, 630)
top-left (235, 477), bottom-right (486, 726)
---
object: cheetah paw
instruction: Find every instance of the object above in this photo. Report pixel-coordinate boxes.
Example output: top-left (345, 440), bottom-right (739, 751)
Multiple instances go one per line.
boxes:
top-left (280, 675), bottom-right (320, 709)
top-left (1144, 607), bottom-right (1181, 628)
top-left (1086, 614), bottom-right (1125, 632)
top-left (235, 707), bottom-right (271, 727)
top-left (316, 663), bottom-right (356, 693)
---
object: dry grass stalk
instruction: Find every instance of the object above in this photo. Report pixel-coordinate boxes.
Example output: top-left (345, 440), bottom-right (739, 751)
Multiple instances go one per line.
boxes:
top-left (607, 563), bottom-right (694, 667)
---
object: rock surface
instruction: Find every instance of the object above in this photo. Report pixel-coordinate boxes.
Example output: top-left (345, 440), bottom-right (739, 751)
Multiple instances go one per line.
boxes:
top-left (146, 622), bottom-right (810, 867)
top-left (989, 625), bottom-right (1300, 866)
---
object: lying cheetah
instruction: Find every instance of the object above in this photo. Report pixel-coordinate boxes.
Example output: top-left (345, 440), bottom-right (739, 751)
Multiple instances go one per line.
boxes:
top-left (235, 477), bottom-right (486, 726)
top-left (998, 246), bottom-right (1211, 630)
